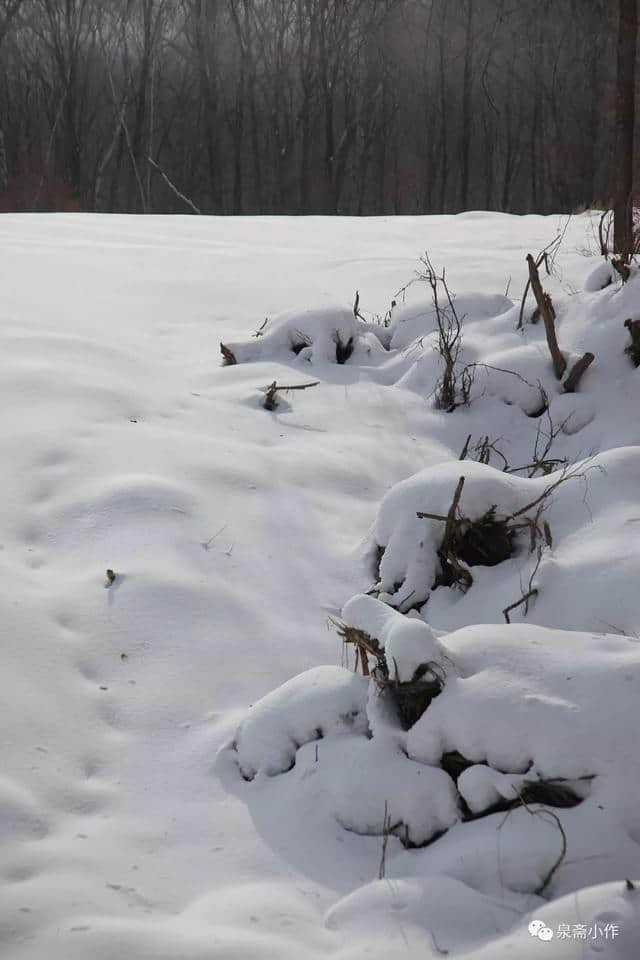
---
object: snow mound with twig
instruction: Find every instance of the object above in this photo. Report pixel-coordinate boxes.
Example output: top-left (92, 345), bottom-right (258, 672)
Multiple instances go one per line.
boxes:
top-left (341, 593), bottom-right (440, 681)
top-left (222, 306), bottom-right (386, 366)
top-left (223, 610), bottom-right (640, 913)
top-left (367, 447), bottom-right (640, 635)
top-left (389, 292), bottom-right (514, 350)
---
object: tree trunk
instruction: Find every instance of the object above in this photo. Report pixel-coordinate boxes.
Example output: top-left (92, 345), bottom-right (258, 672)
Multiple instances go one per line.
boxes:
top-left (614, 0), bottom-right (637, 259)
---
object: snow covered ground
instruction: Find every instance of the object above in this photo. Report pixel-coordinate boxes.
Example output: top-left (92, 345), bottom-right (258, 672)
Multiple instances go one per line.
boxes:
top-left (2, 211), bottom-right (639, 958)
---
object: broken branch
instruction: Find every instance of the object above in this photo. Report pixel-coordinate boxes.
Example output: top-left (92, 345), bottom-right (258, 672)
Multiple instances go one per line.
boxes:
top-left (526, 254), bottom-right (566, 379)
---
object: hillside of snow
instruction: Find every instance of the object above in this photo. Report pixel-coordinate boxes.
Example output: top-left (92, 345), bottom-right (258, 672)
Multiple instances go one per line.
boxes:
top-left (2, 212), bottom-right (639, 958)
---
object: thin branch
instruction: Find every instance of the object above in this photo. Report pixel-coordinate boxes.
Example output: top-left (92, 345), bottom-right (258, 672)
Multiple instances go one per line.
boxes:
top-left (147, 156), bottom-right (202, 214)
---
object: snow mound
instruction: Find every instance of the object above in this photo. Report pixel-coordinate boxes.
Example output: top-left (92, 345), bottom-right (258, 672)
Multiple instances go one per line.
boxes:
top-left (389, 291), bottom-right (513, 350)
top-left (373, 458), bottom-right (530, 612)
top-left (227, 665), bottom-right (369, 779)
top-left (323, 736), bottom-right (459, 845)
top-left (222, 306), bottom-right (385, 366)
top-left (370, 448), bottom-right (640, 633)
top-left (584, 259), bottom-right (616, 292)
top-left (326, 874), bottom-right (524, 954)
top-left (407, 623), bottom-right (640, 780)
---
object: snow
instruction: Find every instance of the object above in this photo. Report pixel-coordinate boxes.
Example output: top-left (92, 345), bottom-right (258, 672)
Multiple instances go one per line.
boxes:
top-left (342, 594), bottom-right (439, 681)
top-left (2, 210), bottom-right (640, 959)
top-left (226, 665), bottom-right (369, 778)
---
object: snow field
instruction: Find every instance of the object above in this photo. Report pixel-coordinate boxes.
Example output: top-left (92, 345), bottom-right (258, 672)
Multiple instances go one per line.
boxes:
top-left (2, 212), bottom-right (640, 957)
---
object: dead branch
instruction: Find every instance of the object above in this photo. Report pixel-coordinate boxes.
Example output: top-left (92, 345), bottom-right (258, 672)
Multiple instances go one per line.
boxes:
top-left (263, 379), bottom-right (320, 411)
top-left (443, 476), bottom-right (465, 546)
top-left (378, 801), bottom-right (392, 879)
top-left (330, 617), bottom-right (385, 678)
top-left (518, 231), bottom-right (566, 330)
top-left (147, 156), bottom-right (202, 214)
top-left (253, 318), bottom-right (269, 338)
top-left (506, 408), bottom-right (569, 478)
top-left (526, 254), bottom-right (566, 379)
top-left (353, 289), bottom-right (366, 322)
top-left (418, 254), bottom-right (470, 410)
top-left (503, 546), bottom-right (543, 624)
top-left (624, 318), bottom-right (640, 366)
top-left (598, 210), bottom-right (612, 258)
top-left (220, 342), bottom-right (237, 366)
top-left (503, 590), bottom-right (538, 624)
top-left (563, 352), bottom-right (594, 392)
top-left (612, 257), bottom-right (631, 282)
top-left (465, 363), bottom-right (548, 417)
top-left (529, 807), bottom-right (567, 896)
top-left (459, 434), bottom-right (472, 461)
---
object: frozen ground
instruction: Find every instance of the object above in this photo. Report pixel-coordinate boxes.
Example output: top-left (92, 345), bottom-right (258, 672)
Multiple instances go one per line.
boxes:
top-left (1, 212), bottom-right (639, 958)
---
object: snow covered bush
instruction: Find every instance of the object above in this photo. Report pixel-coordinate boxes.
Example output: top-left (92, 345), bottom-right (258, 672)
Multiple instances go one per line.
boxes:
top-left (220, 306), bottom-right (386, 367)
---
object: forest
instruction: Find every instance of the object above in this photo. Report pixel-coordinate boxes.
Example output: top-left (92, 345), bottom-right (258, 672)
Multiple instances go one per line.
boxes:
top-left (0, 0), bottom-right (617, 215)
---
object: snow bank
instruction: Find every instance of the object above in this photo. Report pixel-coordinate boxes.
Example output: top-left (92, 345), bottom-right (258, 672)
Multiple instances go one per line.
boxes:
top-left (229, 665), bottom-right (369, 779)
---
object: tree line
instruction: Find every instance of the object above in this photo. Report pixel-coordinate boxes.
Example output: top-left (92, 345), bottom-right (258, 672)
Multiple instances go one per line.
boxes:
top-left (0, 0), bottom-right (620, 215)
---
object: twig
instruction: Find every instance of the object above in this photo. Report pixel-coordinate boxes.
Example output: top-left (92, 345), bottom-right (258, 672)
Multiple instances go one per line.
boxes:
top-left (147, 156), bottom-right (202, 214)
top-left (503, 589), bottom-right (538, 624)
top-left (378, 800), bottom-right (392, 880)
top-left (598, 210), bottom-right (612, 258)
top-left (459, 434), bottom-right (472, 460)
top-left (263, 379), bottom-right (320, 411)
top-left (517, 231), bottom-right (566, 329)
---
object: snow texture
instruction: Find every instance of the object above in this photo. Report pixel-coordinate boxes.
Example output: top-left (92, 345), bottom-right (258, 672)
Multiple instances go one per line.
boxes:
top-left (4, 211), bottom-right (640, 960)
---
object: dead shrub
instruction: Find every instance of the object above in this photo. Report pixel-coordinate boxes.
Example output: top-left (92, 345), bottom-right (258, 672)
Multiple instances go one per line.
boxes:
top-left (331, 618), bottom-right (444, 729)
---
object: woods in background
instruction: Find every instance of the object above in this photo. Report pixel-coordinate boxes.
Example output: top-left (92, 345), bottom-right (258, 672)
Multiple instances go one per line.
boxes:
top-left (0, 0), bottom-right (619, 215)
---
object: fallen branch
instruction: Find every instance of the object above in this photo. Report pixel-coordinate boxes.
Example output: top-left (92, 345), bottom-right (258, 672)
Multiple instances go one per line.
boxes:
top-left (526, 254), bottom-right (566, 379)
top-left (563, 352), bottom-right (594, 393)
top-left (263, 379), bottom-right (320, 411)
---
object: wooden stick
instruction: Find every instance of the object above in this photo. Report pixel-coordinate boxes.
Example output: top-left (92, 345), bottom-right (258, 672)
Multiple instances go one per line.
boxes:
top-left (459, 434), bottom-right (472, 460)
top-left (443, 476), bottom-right (465, 547)
top-left (563, 352), bottom-right (594, 392)
top-left (526, 254), bottom-right (566, 379)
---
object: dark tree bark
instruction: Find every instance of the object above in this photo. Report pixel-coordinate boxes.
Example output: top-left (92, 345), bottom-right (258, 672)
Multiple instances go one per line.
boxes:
top-left (614, 0), bottom-right (637, 259)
